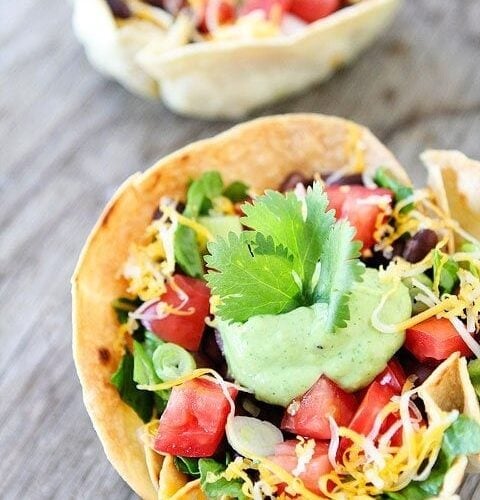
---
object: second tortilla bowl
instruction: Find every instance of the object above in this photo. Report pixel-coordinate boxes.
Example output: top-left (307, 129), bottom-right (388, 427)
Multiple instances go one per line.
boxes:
top-left (73, 114), bottom-right (480, 499)
top-left (73, 0), bottom-right (401, 118)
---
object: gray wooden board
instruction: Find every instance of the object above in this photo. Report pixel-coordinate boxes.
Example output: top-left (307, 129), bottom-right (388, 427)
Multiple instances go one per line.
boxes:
top-left (2, 0), bottom-right (480, 498)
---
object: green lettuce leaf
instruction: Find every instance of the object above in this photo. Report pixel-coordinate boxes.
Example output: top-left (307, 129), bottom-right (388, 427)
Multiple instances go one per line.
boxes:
top-left (174, 171), bottom-right (226, 278)
top-left (111, 297), bottom-right (141, 324)
top-left (468, 359), bottom-right (480, 399)
top-left (223, 181), bottom-right (249, 203)
top-left (198, 459), bottom-right (246, 499)
top-left (374, 167), bottom-right (414, 213)
top-left (111, 351), bottom-right (153, 423)
top-left (174, 225), bottom-right (204, 278)
top-left (432, 249), bottom-right (459, 295)
top-left (175, 457), bottom-right (200, 477)
top-left (184, 171), bottom-right (224, 218)
top-left (383, 415), bottom-right (480, 499)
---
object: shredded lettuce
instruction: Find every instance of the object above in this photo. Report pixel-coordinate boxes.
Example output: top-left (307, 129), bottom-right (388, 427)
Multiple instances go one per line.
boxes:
top-left (175, 172), bottom-right (249, 278)
top-left (111, 351), bottom-right (154, 423)
top-left (468, 359), bottom-right (480, 399)
top-left (174, 225), bottom-right (204, 278)
top-left (198, 459), bottom-right (246, 499)
top-left (432, 249), bottom-right (459, 295)
top-left (174, 457), bottom-right (201, 477)
top-left (111, 297), bottom-right (141, 324)
top-left (223, 181), bottom-right (249, 203)
top-left (374, 167), bottom-right (414, 213)
top-left (205, 182), bottom-right (363, 327)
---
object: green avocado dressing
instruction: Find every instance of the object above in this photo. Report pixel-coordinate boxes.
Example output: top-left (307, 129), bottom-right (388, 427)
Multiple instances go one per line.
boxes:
top-left (218, 268), bottom-right (411, 407)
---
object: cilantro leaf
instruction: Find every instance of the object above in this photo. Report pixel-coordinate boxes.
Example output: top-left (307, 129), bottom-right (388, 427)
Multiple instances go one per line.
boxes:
top-left (205, 182), bottom-right (362, 327)
top-left (205, 232), bottom-right (302, 323)
top-left (241, 184), bottom-right (332, 302)
top-left (374, 167), bottom-right (414, 213)
top-left (314, 220), bottom-right (364, 331)
top-left (111, 351), bottom-right (153, 423)
top-left (198, 459), bottom-right (246, 499)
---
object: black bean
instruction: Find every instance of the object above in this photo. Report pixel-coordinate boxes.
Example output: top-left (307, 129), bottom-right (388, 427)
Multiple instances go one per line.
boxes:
top-left (403, 229), bottom-right (438, 263)
top-left (278, 172), bottom-right (313, 192)
top-left (106, 0), bottom-right (132, 18)
top-left (151, 199), bottom-right (185, 220)
top-left (324, 173), bottom-right (364, 186)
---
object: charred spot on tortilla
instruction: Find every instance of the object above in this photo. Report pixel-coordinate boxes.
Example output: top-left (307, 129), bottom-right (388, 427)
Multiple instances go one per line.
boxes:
top-left (98, 347), bottom-right (111, 365)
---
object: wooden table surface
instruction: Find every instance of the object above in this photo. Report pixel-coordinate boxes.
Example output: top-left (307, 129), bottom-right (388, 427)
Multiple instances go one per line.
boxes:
top-left (2, 0), bottom-right (480, 498)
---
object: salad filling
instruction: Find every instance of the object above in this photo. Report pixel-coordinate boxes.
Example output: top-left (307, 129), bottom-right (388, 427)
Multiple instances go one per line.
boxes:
top-left (108, 164), bottom-right (480, 499)
top-left (104, 0), bottom-right (347, 41)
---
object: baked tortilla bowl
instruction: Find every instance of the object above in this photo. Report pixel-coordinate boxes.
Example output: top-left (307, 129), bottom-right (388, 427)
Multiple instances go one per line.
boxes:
top-left (73, 0), bottom-right (401, 118)
top-left (72, 114), bottom-right (480, 498)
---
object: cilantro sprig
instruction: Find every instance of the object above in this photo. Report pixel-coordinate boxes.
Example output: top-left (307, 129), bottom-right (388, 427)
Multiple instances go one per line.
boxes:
top-left (205, 182), bottom-right (364, 329)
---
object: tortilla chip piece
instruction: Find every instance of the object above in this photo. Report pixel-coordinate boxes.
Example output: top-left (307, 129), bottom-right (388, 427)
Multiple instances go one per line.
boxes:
top-left (145, 446), bottom-right (164, 491)
top-left (422, 149), bottom-right (480, 242)
top-left (169, 479), bottom-right (206, 500)
top-left (72, 114), bottom-right (409, 498)
top-left (420, 353), bottom-right (480, 472)
top-left (157, 455), bottom-right (194, 498)
top-left (74, 0), bottom-right (401, 118)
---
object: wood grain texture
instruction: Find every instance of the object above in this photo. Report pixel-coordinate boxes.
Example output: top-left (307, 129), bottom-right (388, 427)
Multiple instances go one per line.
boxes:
top-left (1, 0), bottom-right (480, 498)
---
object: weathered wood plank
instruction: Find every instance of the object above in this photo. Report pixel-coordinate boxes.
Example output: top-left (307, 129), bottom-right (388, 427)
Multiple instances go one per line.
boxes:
top-left (1, 0), bottom-right (480, 498)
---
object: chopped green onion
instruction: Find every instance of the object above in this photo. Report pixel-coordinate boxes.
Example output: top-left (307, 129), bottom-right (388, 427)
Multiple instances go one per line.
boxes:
top-left (152, 343), bottom-right (196, 381)
top-left (226, 416), bottom-right (283, 457)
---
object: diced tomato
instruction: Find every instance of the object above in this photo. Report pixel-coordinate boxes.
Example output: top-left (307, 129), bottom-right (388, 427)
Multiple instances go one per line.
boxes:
top-left (197, 1), bottom-right (236, 33)
top-left (289, 0), bottom-right (341, 23)
top-left (325, 186), bottom-right (393, 251)
top-left (154, 378), bottom-right (237, 457)
top-left (348, 381), bottom-right (396, 438)
top-left (376, 359), bottom-right (406, 393)
top-left (141, 274), bottom-right (210, 351)
top-left (405, 317), bottom-right (473, 363)
top-left (240, 0), bottom-right (292, 18)
top-left (270, 440), bottom-right (332, 495)
top-left (281, 376), bottom-right (358, 440)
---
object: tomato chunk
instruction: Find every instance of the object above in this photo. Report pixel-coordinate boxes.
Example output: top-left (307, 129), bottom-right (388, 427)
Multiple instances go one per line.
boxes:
top-left (325, 186), bottom-right (393, 251)
top-left (289, 0), bottom-right (341, 23)
top-left (376, 359), bottom-right (406, 393)
top-left (281, 376), bottom-right (358, 440)
top-left (405, 317), bottom-right (473, 362)
top-left (141, 274), bottom-right (210, 351)
top-left (241, 0), bottom-right (292, 17)
top-left (348, 381), bottom-right (396, 439)
top-left (154, 378), bottom-right (237, 457)
top-left (195, 1), bottom-right (236, 32)
top-left (270, 440), bottom-right (332, 494)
